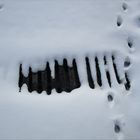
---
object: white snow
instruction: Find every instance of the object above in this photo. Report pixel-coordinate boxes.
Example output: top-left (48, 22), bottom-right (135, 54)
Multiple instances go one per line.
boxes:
top-left (0, 0), bottom-right (140, 139)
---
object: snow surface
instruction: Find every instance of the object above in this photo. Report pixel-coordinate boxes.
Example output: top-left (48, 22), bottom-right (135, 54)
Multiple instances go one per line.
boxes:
top-left (0, 0), bottom-right (140, 139)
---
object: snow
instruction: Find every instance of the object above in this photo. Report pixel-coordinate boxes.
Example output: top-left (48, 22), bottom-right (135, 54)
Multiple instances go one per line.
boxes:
top-left (0, 0), bottom-right (140, 139)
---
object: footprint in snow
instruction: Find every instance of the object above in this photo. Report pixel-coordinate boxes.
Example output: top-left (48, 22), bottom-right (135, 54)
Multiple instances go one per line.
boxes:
top-left (112, 116), bottom-right (125, 139)
top-left (124, 56), bottom-right (131, 68)
top-left (117, 15), bottom-right (123, 27)
top-left (0, 4), bottom-right (4, 11)
top-left (107, 93), bottom-right (114, 102)
top-left (127, 36), bottom-right (135, 53)
top-left (106, 91), bottom-right (115, 108)
top-left (114, 122), bottom-right (121, 133)
top-left (122, 2), bottom-right (128, 11)
top-left (135, 15), bottom-right (140, 28)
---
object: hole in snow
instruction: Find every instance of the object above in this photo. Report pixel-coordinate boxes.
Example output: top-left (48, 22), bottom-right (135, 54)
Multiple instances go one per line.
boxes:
top-left (28, 67), bottom-right (33, 93)
top-left (95, 56), bottom-right (102, 87)
top-left (104, 56), bottom-right (107, 65)
top-left (19, 64), bottom-right (23, 92)
top-left (46, 62), bottom-right (52, 95)
top-left (106, 71), bottom-right (111, 87)
top-left (112, 55), bottom-right (121, 84)
top-left (125, 72), bottom-right (131, 90)
top-left (72, 59), bottom-right (81, 89)
top-left (37, 71), bottom-right (43, 93)
top-left (85, 57), bottom-right (95, 89)
top-left (54, 60), bottom-right (63, 93)
top-left (104, 56), bottom-right (111, 87)
top-left (18, 59), bottom-right (81, 94)
top-left (19, 54), bottom-right (131, 94)
top-left (117, 15), bottom-right (123, 27)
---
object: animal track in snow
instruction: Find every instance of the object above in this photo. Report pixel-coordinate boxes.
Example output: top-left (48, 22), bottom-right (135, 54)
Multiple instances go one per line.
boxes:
top-left (107, 93), bottom-right (113, 102)
top-left (127, 37), bottom-right (133, 48)
top-left (122, 2), bottom-right (128, 11)
top-left (124, 56), bottom-right (131, 68)
top-left (111, 2), bottom-right (130, 138)
top-left (106, 91), bottom-right (115, 108)
top-left (114, 119), bottom-right (122, 133)
top-left (0, 4), bottom-right (4, 11)
top-left (117, 15), bottom-right (123, 27)
top-left (127, 36), bottom-right (135, 53)
top-left (112, 116), bottom-right (125, 139)
top-left (135, 15), bottom-right (140, 28)
top-left (114, 123), bottom-right (121, 133)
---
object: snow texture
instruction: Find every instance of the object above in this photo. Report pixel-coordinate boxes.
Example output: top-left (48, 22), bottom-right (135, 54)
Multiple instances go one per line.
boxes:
top-left (0, 0), bottom-right (140, 139)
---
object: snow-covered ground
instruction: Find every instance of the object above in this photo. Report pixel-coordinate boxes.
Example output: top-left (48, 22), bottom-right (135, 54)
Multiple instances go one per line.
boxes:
top-left (0, 0), bottom-right (140, 139)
